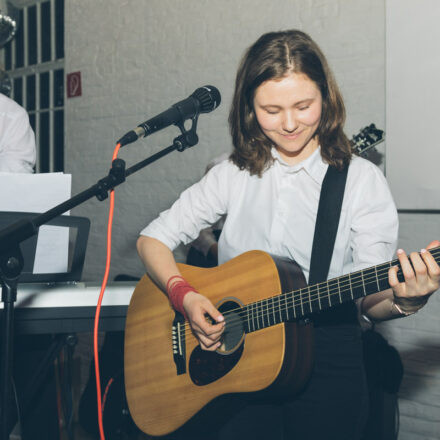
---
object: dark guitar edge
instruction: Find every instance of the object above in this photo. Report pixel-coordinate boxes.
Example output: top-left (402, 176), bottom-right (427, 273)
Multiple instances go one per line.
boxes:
top-left (262, 255), bottom-right (314, 398)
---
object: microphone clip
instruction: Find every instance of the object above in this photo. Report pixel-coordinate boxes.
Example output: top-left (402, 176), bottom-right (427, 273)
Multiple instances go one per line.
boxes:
top-left (173, 114), bottom-right (199, 152)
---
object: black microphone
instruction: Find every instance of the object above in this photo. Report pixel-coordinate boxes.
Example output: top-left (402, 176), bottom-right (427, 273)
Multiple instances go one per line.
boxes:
top-left (117, 85), bottom-right (221, 147)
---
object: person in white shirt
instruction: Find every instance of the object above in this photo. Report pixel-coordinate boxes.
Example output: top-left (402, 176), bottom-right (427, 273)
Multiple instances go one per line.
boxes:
top-left (137, 30), bottom-right (440, 439)
top-left (0, 93), bottom-right (36, 173)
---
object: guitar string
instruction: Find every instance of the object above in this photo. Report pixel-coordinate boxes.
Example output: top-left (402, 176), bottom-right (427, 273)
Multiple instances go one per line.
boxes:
top-left (178, 268), bottom-right (435, 340)
top-left (179, 266), bottom-right (391, 339)
top-left (179, 248), bottom-right (440, 336)
top-left (178, 248), bottom-right (440, 337)
top-left (173, 255), bottom-right (400, 330)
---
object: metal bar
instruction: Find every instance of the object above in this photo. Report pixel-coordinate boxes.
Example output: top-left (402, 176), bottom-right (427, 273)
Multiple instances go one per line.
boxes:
top-left (50, 0), bottom-right (55, 62)
top-left (23, 6), bottom-right (28, 68)
top-left (6, 59), bottom-right (64, 77)
top-left (36, 1), bottom-right (42, 64)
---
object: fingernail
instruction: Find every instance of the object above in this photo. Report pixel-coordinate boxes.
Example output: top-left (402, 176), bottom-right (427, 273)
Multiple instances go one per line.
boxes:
top-left (421, 249), bottom-right (427, 253)
top-left (217, 315), bottom-right (224, 322)
top-left (397, 249), bottom-right (404, 254)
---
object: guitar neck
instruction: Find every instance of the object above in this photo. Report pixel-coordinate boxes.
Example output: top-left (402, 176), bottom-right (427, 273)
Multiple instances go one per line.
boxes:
top-left (243, 246), bottom-right (440, 333)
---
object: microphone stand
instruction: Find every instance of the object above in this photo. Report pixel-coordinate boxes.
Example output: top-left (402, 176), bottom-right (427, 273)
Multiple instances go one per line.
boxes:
top-left (0, 129), bottom-right (199, 440)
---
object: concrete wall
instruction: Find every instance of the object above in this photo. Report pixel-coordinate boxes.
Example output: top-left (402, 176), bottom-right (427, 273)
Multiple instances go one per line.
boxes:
top-left (64, 1), bottom-right (439, 438)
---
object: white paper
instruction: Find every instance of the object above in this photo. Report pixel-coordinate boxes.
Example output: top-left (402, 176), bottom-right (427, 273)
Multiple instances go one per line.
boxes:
top-left (0, 172), bottom-right (72, 274)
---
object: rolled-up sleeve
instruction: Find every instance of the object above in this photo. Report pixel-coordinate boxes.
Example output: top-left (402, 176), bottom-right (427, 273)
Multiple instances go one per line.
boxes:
top-left (140, 160), bottom-right (231, 251)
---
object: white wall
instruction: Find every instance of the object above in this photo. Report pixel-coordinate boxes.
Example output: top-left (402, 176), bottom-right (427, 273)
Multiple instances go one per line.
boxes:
top-left (386, 0), bottom-right (440, 210)
top-left (64, 1), bottom-right (440, 438)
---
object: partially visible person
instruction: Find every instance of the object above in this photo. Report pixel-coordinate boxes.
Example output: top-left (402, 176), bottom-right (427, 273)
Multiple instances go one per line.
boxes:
top-left (0, 92), bottom-right (36, 173)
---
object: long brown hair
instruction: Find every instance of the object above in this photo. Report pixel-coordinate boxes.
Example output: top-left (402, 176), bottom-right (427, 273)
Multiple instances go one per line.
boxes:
top-left (229, 30), bottom-right (352, 176)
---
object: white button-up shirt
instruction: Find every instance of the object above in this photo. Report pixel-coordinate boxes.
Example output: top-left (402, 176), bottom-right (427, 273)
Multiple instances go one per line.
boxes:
top-left (0, 94), bottom-right (36, 173)
top-left (141, 147), bottom-right (398, 282)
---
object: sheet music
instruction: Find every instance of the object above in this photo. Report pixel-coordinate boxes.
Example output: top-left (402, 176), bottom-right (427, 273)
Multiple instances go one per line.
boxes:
top-left (0, 172), bottom-right (72, 274)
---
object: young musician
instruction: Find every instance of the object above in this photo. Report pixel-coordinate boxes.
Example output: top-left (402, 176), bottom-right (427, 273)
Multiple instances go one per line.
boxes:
top-left (136, 30), bottom-right (440, 439)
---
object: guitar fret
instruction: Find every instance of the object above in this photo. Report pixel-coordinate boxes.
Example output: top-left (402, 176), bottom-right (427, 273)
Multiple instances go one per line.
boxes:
top-left (256, 301), bottom-right (262, 330)
top-left (300, 289), bottom-right (304, 316)
top-left (321, 282), bottom-right (331, 310)
top-left (266, 299), bottom-right (270, 327)
top-left (278, 295), bottom-right (283, 324)
top-left (374, 265), bottom-right (380, 292)
top-left (329, 278), bottom-right (339, 307)
top-left (264, 300), bottom-right (268, 327)
top-left (291, 292), bottom-right (297, 320)
top-left (272, 297), bottom-right (276, 325)
top-left (317, 284), bottom-right (322, 310)
top-left (348, 273), bottom-right (354, 300)
top-left (248, 303), bottom-right (253, 332)
top-left (361, 271), bottom-right (367, 297)
top-left (263, 300), bottom-right (267, 327)
top-left (328, 281), bottom-right (332, 307)
top-left (339, 275), bottom-right (351, 304)
top-left (268, 298), bottom-right (273, 326)
top-left (321, 281), bottom-right (331, 309)
top-left (285, 293), bottom-right (290, 321)
top-left (337, 277), bottom-right (342, 303)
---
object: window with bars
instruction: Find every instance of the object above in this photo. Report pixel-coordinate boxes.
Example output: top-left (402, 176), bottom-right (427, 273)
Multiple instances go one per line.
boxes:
top-left (2, 0), bottom-right (64, 173)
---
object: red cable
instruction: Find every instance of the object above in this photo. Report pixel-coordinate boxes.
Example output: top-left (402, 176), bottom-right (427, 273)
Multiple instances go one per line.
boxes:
top-left (102, 377), bottom-right (115, 413)
top-left (93, 142), bottom-right (121, 440)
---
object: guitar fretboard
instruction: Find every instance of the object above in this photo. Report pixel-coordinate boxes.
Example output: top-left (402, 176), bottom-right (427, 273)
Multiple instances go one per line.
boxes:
top-left (242, 246), bottom-right (440, 333)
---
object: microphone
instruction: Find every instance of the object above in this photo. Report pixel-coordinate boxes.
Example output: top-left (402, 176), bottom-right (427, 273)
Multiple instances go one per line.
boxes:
top-left (117, 85), bottom-right (221, 147)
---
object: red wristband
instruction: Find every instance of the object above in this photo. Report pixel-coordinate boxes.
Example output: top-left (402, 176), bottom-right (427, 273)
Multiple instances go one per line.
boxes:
top-left (166, 276), bottom-right (196, 319)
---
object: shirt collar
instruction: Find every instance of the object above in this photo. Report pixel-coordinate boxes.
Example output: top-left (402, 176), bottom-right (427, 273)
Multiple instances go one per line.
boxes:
top-left (271, 146), bottom-right (328, 185)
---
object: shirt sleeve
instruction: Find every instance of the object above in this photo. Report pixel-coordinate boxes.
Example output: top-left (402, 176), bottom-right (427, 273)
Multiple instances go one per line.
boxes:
top-left (140, 160), bottom-right (232, 251)
top-left (0, 103), bottom-right (36, 173)
top-left (348, 159), bottom-right (399, 271)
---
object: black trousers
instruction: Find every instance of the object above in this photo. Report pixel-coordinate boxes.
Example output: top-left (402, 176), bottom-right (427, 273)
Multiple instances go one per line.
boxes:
top-left (171, 324), bottom-right (368, 440)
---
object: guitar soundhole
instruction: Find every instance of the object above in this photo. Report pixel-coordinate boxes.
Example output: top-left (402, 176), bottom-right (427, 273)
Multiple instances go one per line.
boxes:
top-left (189, 299), bottom-right (245, 386)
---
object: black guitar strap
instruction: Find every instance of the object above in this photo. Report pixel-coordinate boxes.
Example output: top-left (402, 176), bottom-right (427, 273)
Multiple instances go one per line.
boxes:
top-left (308, 164), bottom-right (352, 325)
top-left (309, 164), bottom-right (348, 285)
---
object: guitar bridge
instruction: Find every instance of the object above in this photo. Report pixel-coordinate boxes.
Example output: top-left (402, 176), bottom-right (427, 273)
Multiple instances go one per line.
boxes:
top-left (172, 313), bottom-right (186, 375)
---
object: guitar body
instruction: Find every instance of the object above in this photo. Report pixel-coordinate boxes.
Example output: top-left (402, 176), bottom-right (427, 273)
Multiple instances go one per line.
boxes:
top-left (124, 250), bottom-right (313, 437)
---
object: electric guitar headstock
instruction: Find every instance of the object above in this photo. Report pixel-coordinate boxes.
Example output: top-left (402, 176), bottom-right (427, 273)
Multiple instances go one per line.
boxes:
top-left (350, 124), bottom-right (384, 157)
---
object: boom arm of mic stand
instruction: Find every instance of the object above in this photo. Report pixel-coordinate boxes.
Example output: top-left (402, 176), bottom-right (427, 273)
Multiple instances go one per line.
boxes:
top-left (0, 134), bottom-right (197, 440)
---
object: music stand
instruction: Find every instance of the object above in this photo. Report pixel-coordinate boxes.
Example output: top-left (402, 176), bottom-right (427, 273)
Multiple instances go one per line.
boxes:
top-left (0, 213), bottom-right (90, 435)
top-left (0, 212), bottom-right (90, 284)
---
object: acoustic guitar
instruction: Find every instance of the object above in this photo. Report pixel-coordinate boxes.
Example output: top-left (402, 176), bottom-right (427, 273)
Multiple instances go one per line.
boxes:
top-left (124, 244), bottom-right (438, 437)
